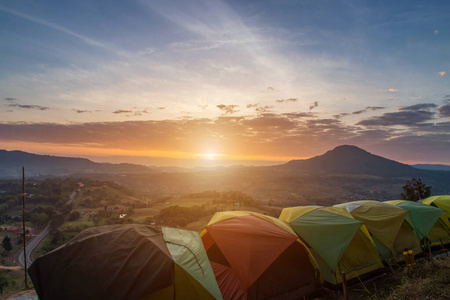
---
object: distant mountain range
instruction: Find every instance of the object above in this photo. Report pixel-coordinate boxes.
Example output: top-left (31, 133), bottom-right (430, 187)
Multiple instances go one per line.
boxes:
top-left (412, 164), bottom-right (450, 171)
top-left (0, 146), bottom-right (449, 204)
top-left (0, 150), bottom-right (155, 178)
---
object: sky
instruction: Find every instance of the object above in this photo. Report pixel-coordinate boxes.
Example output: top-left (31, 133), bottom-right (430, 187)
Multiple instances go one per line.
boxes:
top-left (0, 0), bottom-right (449, 167)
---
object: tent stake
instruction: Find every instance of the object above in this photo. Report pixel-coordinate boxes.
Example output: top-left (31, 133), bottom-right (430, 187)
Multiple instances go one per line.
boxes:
top-left (440, 239), bottom-right (449, 258)
top-left (427, 240), bottom-right (432, 260)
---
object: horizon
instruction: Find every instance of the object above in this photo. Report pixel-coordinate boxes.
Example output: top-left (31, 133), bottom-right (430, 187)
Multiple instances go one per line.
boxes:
top-left (1, 1), bottom-right (449, 165)
top-left (2, 145), bottom-right (449, 169)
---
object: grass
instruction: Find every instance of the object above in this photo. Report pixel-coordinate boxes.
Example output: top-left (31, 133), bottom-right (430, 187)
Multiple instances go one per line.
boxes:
top-left (320, 256), bottom-right (450, 299)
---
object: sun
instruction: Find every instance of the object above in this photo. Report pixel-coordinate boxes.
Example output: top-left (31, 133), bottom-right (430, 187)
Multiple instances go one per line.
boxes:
top-left (202, 153), bottom-right (217, 160)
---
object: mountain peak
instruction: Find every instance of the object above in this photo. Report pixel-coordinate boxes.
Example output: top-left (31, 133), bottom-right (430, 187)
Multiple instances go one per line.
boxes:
top-left (282, 145), bottom-right (419, 177)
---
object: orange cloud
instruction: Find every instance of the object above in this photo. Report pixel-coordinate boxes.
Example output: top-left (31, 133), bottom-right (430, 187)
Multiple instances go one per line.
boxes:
top-left (389, 88), bottom-right (397, 92)
top-left (438, 71), bottom-right (446, 76)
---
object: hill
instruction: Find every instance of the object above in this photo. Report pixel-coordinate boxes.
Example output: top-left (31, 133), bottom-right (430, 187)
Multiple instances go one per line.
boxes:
top-left (280, 145), bottom-right (422, 177)
top-left (0, 150), bottom-right (155, 178)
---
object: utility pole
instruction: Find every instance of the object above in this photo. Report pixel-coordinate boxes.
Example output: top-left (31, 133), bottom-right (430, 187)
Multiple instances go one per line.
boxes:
top-left (22, 167), bottom-right (28, 288)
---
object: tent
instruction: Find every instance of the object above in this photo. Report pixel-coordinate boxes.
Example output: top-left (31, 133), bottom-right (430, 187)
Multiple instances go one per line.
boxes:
top-left (334, 201), bottom-right (422, 262)
top-left (422, 195), bottom-right (450, 222)
top-left (28, 224), bottom-right (223, 300)
top-left (201, 211), bottom-right (320, 300)
top-left (385, 200), bottom-right (449, 246)
top-left (420, 195), bottom-right (450, 246)
top-left (279, 206), bottom-right (384, 285)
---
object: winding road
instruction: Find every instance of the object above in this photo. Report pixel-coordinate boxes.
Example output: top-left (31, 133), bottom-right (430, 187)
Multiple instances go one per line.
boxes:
top-left (17, 191), bottom-right (77, 268)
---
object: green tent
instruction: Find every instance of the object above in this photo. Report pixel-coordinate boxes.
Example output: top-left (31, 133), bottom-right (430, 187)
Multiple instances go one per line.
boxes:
top-left (335, 201), bottom-right (422, 261)
top-left (386, 200), bottom-right (447, 244)
top-left (422, 195), bottom-right (450, 221)
top-left (279, 206), bottom-right (384, 284)
top-left (421, 195), bottom-right (450, 246)
top-left (28, 224), bottom-right (223, 300)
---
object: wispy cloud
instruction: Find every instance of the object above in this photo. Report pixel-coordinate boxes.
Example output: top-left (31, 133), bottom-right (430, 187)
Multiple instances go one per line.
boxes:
top-left (275, 98), bottom-right (297, 103)
top-left (8, 103), bottom-right (50, 111)
top-left (352, 110), bottom-right (366, 115)
top-left (366, 106), bottom-right (385, 111)
top-left (0, 5), bottom-right (114, 52)
top-left (397, 103), bottom-right (437, 111)
top-left (309, 101), bottom-right (319, 110)
top-left (72, 109), bottom-right (92, 114)
top-left (438, 71), bottom-right (446, 76)
top-left (113, 109), bottom-right (133, 114)
top-left (217, 104), bottom-right (239, 114)
top-left (356, 111), bottom-right (435, 126)
top-left (389, 88), bottom-right (398, 92)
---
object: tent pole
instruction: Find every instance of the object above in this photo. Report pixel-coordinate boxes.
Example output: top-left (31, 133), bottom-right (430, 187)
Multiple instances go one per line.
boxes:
top-left (22, 166), bottom-right (28, 289)
top-left (341, 272), bottom-right (348, 300)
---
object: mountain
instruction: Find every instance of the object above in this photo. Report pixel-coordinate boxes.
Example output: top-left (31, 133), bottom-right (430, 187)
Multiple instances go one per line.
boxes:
top-left (1, 146), bottom-right (448, 204)
top-left (0, 150), bottom-right (155, 178)
top-left (412, 164), bottom-right (450, 171)
top-left (279, 145), bottom-right (425, 177)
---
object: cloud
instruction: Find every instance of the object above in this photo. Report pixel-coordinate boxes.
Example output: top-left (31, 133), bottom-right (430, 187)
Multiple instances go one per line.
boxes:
top-left (409, 96), bottom-right (422, 100)
top-left (309, 101), bottom-right (319, 110)
top-left (8, 104), bottom-right (50, 111)
top-left (217, 104), bottom-right (239, 114)
top-left (438, 104), bottom-right (450, 118)
top-left (0, 5), bottom-right (114, 53)
top-left (389, 88), bottom-right (398, 92)
top-left (157, 107), bottom-right (166, 110)
top-left (72, 109), bottom-right (92, 114)
top-left (366, 106), bottom-right (385, 111)
top-left (134, 110), bottom-right (150, 116)
top-left (275, 98), bottom-right (297, 103)
top-left (434, 30), bottom-right (439, 34)
top-left (438, 71), bottom-right (446, 77)
top-left (5, 98), bottom-right (17, 102)
top-left (247, 103), bottom-right (273, 114)
top-left (356, 111), bottom-right (435, 126)
top-left (282, 112), bottom-right (316, 119)
top-left (113, 109), bottom-right (133, 114)
top-left (261, 86), bottom-right (275, 93)
top-left (333, 113), bottom-right (349, 119)
top-left (387, 97), bottom-right (394, 100)
top-left (352, 110), bottom-right (366, 115)
top-left (199, 105), bottom-right (208, 110)
top-left (397, 103), bottom-right (437, 111)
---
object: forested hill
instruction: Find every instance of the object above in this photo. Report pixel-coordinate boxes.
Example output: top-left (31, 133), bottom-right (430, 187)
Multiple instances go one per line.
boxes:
top-left (0, 150), bottom-right (154, 178)
top-left (279, 145), bottom-right (441, 178)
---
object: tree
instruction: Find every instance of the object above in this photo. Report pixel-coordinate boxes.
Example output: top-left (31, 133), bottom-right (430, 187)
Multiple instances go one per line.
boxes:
top-left (400, 178), bottom-right (432, 201)
top-left (1, 236), bottom-right (12, 252)
top-left (0, 274), bottom-right (8, 294)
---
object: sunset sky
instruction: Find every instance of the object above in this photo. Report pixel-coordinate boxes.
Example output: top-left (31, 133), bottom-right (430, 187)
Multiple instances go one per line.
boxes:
top-left (1, 0), bottom-right (449, 166)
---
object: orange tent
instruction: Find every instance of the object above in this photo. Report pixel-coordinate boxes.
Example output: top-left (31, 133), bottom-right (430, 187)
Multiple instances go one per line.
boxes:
top-left (201, 211), bottom-right (320, 300)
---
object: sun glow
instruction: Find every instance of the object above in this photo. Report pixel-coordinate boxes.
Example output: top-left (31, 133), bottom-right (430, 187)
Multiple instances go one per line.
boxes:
top-left (202, 153), bottom-right (218, 160)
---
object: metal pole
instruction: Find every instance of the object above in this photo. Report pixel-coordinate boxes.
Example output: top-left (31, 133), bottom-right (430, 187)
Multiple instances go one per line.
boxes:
top-left (22, 167), bottom-right (28, 288)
